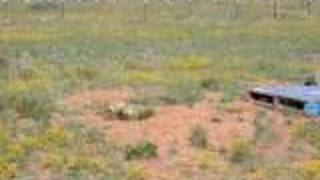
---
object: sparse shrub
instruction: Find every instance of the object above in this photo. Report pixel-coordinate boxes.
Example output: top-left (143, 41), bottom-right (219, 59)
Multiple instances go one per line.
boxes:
top-left (253, 111), bottom-right (276, 145)
top-left (246, 168), bottom-right (268, 180)
top-left (0, 60), bottom-right (60, 120)
top-left (75, 64), bottom-right (99, 82)
top-left (5, 143), bottom-right (25, 162)
top-left (201, 77), bottom-right (220, 91)
top-left (40, 152), bottom-right (65, 170)
top-left (219, 83), bottom-right (242, 103)
top-left (1, 58), bottom-right (33, 80)
top-left (0, 115), bottom-right (128, 179)
top-left (0, 129), bottom-right (9, 148)
top-left (291, 120), bottom-right (320, 155)
top-left (189, 124), bottom-right (208, 149)
top-left (194, 150), bottom-right (217, 170)
top-left (257, 163), bottom-right (303, 180)
top-left (126, 163), bottom-right (147, 180)
top-left (299, 160), bottom-right (320, 180)
top-left (291, 121), bottom-right (319, 141)
top-left (44, 125), bottom-right (67, 147)
top-left (0, 79), bottom-right (55, 120)
top-left (229, 139), bottom-right (252, 163)
top-left (160, 78), bottom-right (202, 105)
top-left (0, 162), bottom-right (17, 179)
top-left (66, 155), bottom-right (93, 172)
top-left (125, 141), bottom-right (157, 160)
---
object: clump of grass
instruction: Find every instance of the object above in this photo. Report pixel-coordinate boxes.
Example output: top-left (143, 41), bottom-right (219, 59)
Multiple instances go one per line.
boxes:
top-left (299, 160), bottom-right (320, 180)
top-left (219, 83), bottom-right (243, 104)
top-left (0, 79), bottom-right (55, 120)
top-left (40, 152), bottom-right (65, 170)
top-left (194, 150), bottom-right (217, 170)
top-left (169, 55), bottom-right (211, 71)
top-left (125, 141), bottom-right (158, 160)
top-left (159, 78), bottom-right (202, 105)
top-left (291, 121), bottom-right (320, 156)
top-left (126, 163), bottom-right (147, 180)
top-left (0, 116), bottom-right (129, 179)
top-left (189, 124), bottom-right (208, 149)
top-left (75, 64), bottom-right (99, 82)
top-left (251, 162), bottom-right (303, 180)
top-left (0, 60), bottom-right (61, 120)
top-left (253, 111), bottom-right (277, 145)
top-left (1, 57), bottom-right (33, 80)
top-left (200, 77), bottom-right (221, 90)
top-left (291, 121), bottom-right (320, 141)
top-left (123, 71), bottom-right (167, 86)
top-left (229, 138), bottom-right (253, 164)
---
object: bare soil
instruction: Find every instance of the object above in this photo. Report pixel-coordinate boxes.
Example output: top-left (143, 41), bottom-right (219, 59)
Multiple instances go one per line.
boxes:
top-left (58, 87), bottom-right (313, 180)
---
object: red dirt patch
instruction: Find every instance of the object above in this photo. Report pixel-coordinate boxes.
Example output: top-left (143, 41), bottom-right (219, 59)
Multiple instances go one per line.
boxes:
top-left (60, 88), bottom-right (312, 180)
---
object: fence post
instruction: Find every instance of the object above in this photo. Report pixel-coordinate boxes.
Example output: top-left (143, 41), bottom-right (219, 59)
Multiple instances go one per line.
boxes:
top-left (60, 0), bottom-right (65, 19)
top-left (306, 0), bottom-right (312, 17)
top-left (2, 0), bottom-right (9, 19)
top-left (234, 0), bottom-right (240, 19)
top-left (188, 0), bottom-right (193, 19)
top-left (143, 0), bottom-right (148, 22)
top-left (272, 0), bottom-right (279, 18)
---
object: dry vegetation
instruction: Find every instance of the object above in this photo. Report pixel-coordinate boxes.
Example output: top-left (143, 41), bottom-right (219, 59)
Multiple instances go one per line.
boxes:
top-left (1, 0), bottom-right (320, 179)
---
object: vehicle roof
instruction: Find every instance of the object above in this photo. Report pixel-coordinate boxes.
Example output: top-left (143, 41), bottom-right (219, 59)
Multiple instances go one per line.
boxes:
top-left (252, 85), bottom-right (320, 103)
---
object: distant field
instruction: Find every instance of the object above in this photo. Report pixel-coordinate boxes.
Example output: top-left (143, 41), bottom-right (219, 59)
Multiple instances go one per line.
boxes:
top-left (1, 1), bottom-right (320, 93)
top-left (1, 1), bottom-right (320, 179)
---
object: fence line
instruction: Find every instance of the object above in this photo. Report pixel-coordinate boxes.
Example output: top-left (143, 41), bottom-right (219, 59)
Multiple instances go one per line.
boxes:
top-left (0, 0), bottom-right (319, 21)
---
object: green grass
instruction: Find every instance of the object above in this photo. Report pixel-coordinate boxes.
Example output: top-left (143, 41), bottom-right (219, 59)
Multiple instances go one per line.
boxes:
top-left (0, 117), bottom-right (129, 179)
top-left (125, 141), bottom-right (158, 160)
top-left (1, 1), bottom-right (320, 179)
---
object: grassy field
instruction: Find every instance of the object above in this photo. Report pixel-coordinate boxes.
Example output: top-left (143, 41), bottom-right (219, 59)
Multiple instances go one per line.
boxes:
top-left (1, 1), bottom-right (320, 179)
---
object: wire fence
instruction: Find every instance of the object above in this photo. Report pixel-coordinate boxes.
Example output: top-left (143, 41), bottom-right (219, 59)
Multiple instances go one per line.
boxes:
top-left (0, 0), bottom-right (320, 23)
